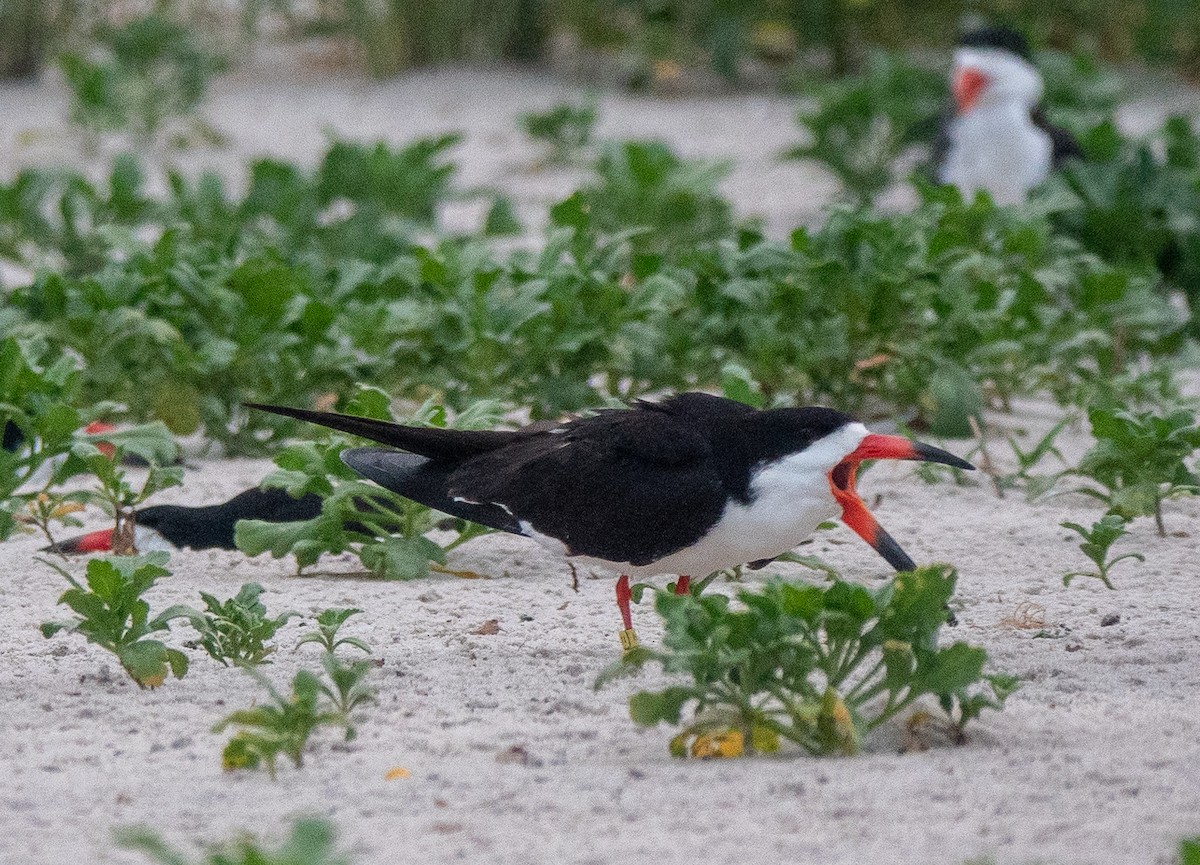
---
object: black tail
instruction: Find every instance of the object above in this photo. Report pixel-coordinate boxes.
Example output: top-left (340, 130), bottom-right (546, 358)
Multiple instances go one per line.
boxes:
top-left (342, 448), bottom-right (522, 535)
top-left (245, 403), bottom-right (516, 462)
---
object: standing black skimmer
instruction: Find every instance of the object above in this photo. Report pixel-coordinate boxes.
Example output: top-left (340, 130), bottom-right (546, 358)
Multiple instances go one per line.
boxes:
top-left (933, 26), bottom-right (1082, 204)
top-left (249, 393), bottom-right (974, 647)
top-left (44, 487), bottom-right (324, 554)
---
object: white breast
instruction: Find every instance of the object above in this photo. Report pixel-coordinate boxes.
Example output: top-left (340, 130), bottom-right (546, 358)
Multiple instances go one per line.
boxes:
top-left (940, 104), bottom-right (1052, 205)
top-left (566, 422), bottom-right (870, 579)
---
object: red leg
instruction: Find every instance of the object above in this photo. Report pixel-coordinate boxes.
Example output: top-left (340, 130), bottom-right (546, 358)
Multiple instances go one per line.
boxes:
top-left (615, 574), bottom-right (638, 650)
top-left (674, 574), bottom-right (691, 596)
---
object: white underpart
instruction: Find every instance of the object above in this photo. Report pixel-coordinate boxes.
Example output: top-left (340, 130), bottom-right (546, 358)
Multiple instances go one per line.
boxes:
top-left (939, 48), bottom-right (1052, 206)
top-left (539, 422), bottom-right (870, 579)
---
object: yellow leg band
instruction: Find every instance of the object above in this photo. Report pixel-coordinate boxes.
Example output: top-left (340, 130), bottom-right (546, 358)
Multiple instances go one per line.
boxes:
top-left (619, 629), bottom-right (639, 651)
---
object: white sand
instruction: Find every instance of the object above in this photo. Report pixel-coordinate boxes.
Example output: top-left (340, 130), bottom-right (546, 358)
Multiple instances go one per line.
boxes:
top-left (1, 57), bottom-right (1199, 864)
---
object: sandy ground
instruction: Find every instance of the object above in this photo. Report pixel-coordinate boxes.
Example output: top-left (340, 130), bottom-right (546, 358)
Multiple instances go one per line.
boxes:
top-left (1, 55), bottom-right (1200, 865)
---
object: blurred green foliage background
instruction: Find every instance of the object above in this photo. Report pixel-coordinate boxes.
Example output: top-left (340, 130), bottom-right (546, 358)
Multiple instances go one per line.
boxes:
top-left (3, 0), bottom-right (1200, 84)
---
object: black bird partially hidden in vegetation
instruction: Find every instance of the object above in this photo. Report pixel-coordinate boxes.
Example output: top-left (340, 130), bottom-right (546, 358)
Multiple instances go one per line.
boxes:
top-left (933, 26), bottom-right (1082, 204)
top-left (249, 393), bottom-right (973, 645)
top-left (43, 488), bottom-right (324, 555)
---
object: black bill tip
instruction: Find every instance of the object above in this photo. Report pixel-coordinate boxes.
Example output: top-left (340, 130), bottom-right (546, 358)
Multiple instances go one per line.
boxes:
top-left (912, 441), bottom-right (975, 472)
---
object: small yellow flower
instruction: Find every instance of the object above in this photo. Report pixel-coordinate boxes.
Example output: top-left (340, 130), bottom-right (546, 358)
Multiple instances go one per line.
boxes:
top-left (385, 767), bottom-right (411, 780)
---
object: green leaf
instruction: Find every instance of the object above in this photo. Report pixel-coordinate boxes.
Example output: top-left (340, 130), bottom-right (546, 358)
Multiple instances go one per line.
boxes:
top-left (778, 583), bottom-right (825, 623)
top-left (359, 534), bottom-right (446, 580)
top-left (629, 687), bottom-right (694, 727)
top-left (342, 385), bottom-right (393, 421)
top-left (88, 421), bottom-right (179, 466)
top-left (877, 564), bottom-right (955, 641)
top-left (916, 642), bottom-right (987, 695)
top-left (484, 196), bottom-right (522, 236)
top-left (235, 514), bottom-right (347, 567)
top-left (719, 362), bottom-right (765, 408)
top-left (118, 639), bottom-right (177, 688)
top-left (220, 733), bottom-right (262, 771)
top-left (84, 559), bottom-right (126, 603)
top-left (1179, 837), bottom-right (1200, 865)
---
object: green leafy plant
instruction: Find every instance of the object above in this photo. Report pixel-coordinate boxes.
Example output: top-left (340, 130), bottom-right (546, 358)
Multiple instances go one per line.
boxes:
top-left (0, 334), bottom-right (179, 548)
top-left (315, 651), bottom-right (377, 732)
top-left (40, 552), bottom-right (188, 688)
top-left (1003, 418), bottom-right (1071, 490)
top-left (58, 12), bottom-right (224, 141)
top-left (316, 134), bottom-right (461, 228)
top-left (974, 415), bottom-right (1075, 501)
top-left (1043, 115), bottom-right (1200, 332)
top-left (4, 134), bottom-right (1186, 454)
top-left (298, 609), bottom-right (376, 733)
top-left (1061, 515), bottom-right (1145, 590)
top-left (1181, 836), bottom-right (1200, 865)
top-left (521, 101), bottom-right (597, 164)
top-left (0, 154), bottom-right (151, 274)
top-left (158, 583), bottom-right (298, 667)
top-left (1, 337), bottom-right (90, 540)
top-left (235, 388), bottom-right (498, 579)
top-left (552, 139), bottom-right (737, 257)
top-left (215, 666), bottom-right (355, 777)
top-left (118, 817), bottom-right (348, 865)
top-left (786, 50), bottom-right (943, 204)
top-left (296, 608), bottom-right (370, 655)
top-left (64, 438), bottom-right (182, 554)
top-left (1071, 407), bottom-right (1200, 535)
top-left (1035, 49), bottom-right (1123, 138)
top-left (215, 609), bottom-right (376, 775)
top-left (598, 565), bottom-right (1016, 756)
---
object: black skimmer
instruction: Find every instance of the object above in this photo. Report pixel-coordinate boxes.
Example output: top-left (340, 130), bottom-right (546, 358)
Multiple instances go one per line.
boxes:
top-left (933, 26), bottom-right (1082, 204)
top-left (249, 393), bottom-right (974, 647)
top-left (44, 487), bottom-right (324, 554)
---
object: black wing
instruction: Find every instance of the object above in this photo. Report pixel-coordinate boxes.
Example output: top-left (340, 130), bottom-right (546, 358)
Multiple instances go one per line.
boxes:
top-left (342, 448), bottom-right (523, 534)
top-left (446, 405), bottom-right (729, 566)
top-left (1031, 107), bottom-right (1084, 168)
top-left (928, 104), bottom-right (957, 182)
top-left (245, 403), bottom-right (520, 461)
